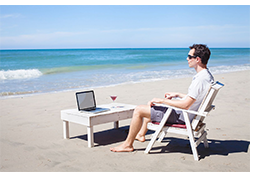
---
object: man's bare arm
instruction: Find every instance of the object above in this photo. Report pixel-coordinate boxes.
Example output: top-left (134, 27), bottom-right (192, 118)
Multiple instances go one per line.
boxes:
top-left (164, 92), bottom-right (187, 99)
top-left (149, 96), bottom-right (195, 110)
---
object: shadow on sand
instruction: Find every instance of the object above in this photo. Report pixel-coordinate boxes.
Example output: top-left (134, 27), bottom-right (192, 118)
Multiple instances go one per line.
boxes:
top-left (70, 126), bottom-right (250, 159)
top-left (140, 137), bottom-right (250, 160)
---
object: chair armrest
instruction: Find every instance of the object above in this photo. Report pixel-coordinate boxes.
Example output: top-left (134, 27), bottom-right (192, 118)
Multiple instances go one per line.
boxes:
top-left (153, 103), bottom-right (207, 117)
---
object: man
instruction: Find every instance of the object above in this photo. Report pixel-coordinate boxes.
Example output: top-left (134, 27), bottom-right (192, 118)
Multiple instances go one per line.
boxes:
top-left (110, 44), bottom-right (214, 152)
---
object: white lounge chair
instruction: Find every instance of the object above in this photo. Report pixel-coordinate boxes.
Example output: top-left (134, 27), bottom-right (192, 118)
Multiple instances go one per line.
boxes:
top-left (144, 81), bottom-right (224, 161)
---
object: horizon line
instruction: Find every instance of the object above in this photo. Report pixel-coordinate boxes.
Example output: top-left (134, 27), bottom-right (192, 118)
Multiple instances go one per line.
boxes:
top-left (0, 47), bottom-right (250, 50)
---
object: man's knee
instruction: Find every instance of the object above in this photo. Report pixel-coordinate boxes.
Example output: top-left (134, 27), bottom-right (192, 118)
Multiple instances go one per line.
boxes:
top-left (134, 105), bottom-right (150, 118)
top-left (134, 105), bottom-right (145, 113)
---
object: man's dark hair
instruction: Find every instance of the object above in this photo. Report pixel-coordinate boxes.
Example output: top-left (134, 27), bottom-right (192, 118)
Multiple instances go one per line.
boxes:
top-left (189, 44), bottom-right (211, 65)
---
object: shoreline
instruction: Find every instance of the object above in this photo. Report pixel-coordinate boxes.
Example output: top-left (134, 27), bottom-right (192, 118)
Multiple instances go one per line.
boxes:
top-left (0, 68), bottom-right (250, 99)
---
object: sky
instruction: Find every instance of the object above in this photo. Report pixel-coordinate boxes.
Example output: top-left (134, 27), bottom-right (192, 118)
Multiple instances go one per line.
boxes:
top-left (0, 5), bottom-right (250, 49)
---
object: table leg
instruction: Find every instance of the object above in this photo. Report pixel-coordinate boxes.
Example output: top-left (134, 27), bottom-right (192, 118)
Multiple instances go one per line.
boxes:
top-left (63, 120), bottom-right (69, 139)
top-left (114, 121), bottom-right (119, 129)
top-left (87, 126), bottom-right (94, 148)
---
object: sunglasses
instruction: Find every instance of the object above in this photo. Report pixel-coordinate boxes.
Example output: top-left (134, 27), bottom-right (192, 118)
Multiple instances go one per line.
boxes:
top-left (187, 55), bottom-right (197, 59)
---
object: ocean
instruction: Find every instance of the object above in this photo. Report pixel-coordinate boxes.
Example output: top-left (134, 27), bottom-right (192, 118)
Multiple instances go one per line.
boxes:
top-left (0, 48), bottom-right (250, 97)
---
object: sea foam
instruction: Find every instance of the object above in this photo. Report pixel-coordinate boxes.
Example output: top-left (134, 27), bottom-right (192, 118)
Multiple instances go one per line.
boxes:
top-left (0, 69), bottom-right (43, 80)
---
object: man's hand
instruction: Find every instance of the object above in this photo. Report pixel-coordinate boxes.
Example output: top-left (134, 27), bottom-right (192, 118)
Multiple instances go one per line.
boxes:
top-left (164, 92), bottom-right (179, 99)
top-left (147, 92), bottom-right (194, 110)
top-left (148, 98), bottom-right (164, 107)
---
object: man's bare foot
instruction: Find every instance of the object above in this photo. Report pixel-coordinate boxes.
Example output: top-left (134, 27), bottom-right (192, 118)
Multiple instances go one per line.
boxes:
top-left (135, 134), bottom-right (145, 142)
top-left (110, 143), bottom-right (134, 152)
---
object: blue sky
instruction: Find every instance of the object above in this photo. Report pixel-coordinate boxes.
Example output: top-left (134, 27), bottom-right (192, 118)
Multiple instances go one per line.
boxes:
top-left (0, 5), bottom-right (250, 49)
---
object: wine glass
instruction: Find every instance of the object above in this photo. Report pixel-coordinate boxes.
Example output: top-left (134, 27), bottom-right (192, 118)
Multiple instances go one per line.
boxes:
top-left (110, 95), bottom-right (117, 108)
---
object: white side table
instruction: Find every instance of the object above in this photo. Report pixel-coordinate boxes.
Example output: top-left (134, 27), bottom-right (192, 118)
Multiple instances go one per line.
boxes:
top-left (61, 103), bottom-right (136, 147)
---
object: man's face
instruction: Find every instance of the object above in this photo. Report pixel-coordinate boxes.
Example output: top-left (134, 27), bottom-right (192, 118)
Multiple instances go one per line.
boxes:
top-left (187, 48), bottom-right (197, 68)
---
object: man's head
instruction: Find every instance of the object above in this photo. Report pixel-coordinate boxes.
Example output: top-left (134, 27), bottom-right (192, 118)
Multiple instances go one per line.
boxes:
top-left (188, 44), bottom-right (211, 66)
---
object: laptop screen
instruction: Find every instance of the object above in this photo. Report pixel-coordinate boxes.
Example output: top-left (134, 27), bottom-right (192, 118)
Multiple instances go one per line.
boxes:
top-left (76, 90), bottom-right (96, 111)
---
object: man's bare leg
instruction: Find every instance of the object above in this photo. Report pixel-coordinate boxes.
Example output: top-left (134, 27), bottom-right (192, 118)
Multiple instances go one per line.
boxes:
top-left (135, 117), bottom-right (150, 142)
top-left (110, 105), bottom-right (151, 152)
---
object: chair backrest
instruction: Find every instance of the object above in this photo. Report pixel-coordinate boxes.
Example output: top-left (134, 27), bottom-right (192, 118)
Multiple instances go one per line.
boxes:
top-left (191, 81), bottom-right (224, 130)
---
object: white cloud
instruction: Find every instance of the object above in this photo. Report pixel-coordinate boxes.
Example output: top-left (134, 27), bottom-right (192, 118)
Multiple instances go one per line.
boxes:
top-left (0, 13), bottom-right (22, 19)
top-left (0, 24), bottom-right (250, 49)
top-left (0, 31), bottom-right (87, 48)
top-left (100, 24), bottom-right (248, 34)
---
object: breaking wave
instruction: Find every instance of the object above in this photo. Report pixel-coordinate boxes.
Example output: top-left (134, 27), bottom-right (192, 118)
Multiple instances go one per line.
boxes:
top-left (0, 69), bottom-right (43, 80)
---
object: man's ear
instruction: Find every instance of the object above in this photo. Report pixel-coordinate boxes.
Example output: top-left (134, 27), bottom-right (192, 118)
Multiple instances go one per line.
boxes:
top-left (196, 56), bottom-right (201, 63)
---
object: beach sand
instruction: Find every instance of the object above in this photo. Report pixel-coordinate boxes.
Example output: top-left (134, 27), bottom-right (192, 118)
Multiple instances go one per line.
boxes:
top-left (0, 70), bottom-right (250, 172)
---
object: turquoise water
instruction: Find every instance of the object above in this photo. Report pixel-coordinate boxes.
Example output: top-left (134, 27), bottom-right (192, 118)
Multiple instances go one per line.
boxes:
top-left (0, 48), bottom-right (250, 96)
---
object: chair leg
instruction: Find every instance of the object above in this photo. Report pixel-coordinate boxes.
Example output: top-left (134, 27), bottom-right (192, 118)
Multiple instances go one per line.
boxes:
top-left (183, 112), bottom-right (199, 161)
top-left (144, 128), bottom-right (160, 154)
top-left (203, 132), bottom-right (209, 148)
top-left (158, 131), bottom-right (166, 143)
top-left (144, 108), bottom-right (172, 154)
top-left (188, 135), bottom-right (199, 161)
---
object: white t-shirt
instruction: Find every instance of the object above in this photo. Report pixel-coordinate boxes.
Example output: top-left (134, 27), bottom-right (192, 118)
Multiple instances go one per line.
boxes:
top-left (177, 68), bottom-right (214, 122)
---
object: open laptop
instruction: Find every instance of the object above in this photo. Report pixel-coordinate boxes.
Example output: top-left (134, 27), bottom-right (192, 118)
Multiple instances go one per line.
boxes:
top-left (76, 90), bottom-right (110, 114)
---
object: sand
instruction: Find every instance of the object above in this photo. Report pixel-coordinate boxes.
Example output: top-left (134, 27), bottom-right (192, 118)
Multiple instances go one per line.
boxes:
top-left (0, 70), bottom-right (250, 172)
